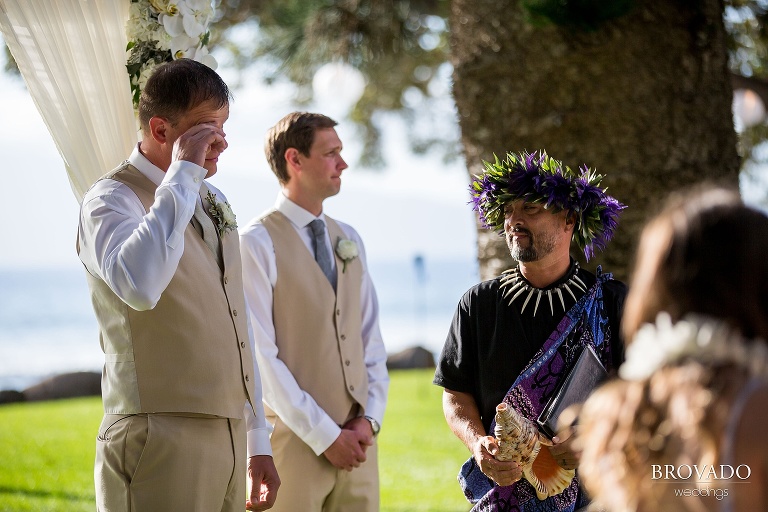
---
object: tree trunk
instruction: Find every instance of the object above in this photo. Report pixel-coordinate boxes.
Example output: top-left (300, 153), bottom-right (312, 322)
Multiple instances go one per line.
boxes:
top-left (450, 0), bottom-right (739, 282)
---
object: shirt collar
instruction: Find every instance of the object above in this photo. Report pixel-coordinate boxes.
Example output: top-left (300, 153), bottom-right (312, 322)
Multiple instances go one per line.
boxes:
top-left (274, 192), bottom-right (325, 229)
top-left (128, 143), bottom-right (166, 187)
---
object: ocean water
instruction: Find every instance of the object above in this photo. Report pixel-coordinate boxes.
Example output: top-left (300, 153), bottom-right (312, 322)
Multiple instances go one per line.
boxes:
top-left (0, 257), bottom-right (478, 391)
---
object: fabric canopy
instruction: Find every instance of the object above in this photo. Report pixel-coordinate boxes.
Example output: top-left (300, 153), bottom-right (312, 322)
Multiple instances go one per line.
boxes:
top-left (0, 0), bottom-right (139, 202)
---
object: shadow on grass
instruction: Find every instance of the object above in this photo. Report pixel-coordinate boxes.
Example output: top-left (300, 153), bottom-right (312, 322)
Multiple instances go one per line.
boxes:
top-left (0, 485), bottom-right (92, 502)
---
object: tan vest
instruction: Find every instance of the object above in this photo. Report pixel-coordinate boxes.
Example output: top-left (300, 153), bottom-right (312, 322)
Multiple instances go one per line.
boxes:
top-left (262, 211), bottom-right (368, 424)
top-left (79, 164), bottom-right (256, 418)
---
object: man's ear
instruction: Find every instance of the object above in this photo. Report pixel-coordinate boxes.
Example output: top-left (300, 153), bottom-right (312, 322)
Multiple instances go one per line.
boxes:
top-left (285, 148), bottom-right (301, 174)
top-left (148, 117), bottom-right (170, 144)
top-left (565, 211), bottom-right (577, 231)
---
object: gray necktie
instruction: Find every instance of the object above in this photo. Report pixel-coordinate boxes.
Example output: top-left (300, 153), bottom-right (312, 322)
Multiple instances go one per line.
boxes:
top-left (193, 194), bottom-right (222, 267)
top-left (309, 219), bottom-right (336, 290)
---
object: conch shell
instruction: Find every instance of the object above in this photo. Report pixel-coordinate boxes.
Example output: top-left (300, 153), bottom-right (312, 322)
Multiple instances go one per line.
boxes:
top-left (493, 402), bottom-right (575, 500)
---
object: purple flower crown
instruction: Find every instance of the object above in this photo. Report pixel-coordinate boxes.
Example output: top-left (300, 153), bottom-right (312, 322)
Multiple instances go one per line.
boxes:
top-left (470, 150), bottom-right (626, 260)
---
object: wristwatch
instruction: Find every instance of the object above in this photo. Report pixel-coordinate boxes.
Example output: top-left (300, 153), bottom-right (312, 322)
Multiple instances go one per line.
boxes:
top-left (364, 415), bottom-right (381, 437)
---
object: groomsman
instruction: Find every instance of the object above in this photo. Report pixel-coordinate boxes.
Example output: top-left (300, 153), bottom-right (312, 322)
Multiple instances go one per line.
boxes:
top-left (240, 112), bottom-right (389, 511)
top-left (77, 59), bottom-right (279, 511)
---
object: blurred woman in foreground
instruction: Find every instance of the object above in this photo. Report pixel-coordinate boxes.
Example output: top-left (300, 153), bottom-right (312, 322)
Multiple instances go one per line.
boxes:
top-left (578, 187), bottom-right (768, 512)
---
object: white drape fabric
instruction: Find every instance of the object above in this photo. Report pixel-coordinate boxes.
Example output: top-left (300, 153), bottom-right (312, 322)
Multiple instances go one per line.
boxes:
top-left (0, 0), bottom-right (138, 202)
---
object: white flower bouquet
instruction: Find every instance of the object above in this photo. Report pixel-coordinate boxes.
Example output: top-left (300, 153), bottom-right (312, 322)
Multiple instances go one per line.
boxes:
top-left (126, 0), bottom-right (217, 109)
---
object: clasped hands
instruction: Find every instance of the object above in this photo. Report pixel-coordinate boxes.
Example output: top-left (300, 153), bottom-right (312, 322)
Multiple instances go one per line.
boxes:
top-left (473, 426), bottom-right (579, 487)
top-left (323, 416), bottom-right (375, 472)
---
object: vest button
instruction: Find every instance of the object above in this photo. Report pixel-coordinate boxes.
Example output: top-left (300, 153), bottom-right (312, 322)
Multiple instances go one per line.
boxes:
top-left (245, 374), bottom-right (250, 382)
top-left (340, 334), bottom-right (346, 340)
top-left (241, 341), bottom-right (246, 348)
top-left (232, 309), bottom-right (238, 316)
top-left (345, 360), bottom-right (350, 366)
top-left (224, 276), bottom-right (229, 284)
top-left (349, 385), bottom-right (354, 391)
top-left (336, 309), bottom-right (340, 315)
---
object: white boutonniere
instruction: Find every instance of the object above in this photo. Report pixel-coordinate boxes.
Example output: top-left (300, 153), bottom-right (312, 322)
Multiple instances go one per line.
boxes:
top-left (205, 191), bottom-right (237, 236)
top-left (335, 237), bottom-right (359, 273)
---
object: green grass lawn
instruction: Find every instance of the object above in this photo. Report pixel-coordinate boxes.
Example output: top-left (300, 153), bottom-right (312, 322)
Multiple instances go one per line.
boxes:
top-left (0, 398), bottom-right (98, 511)
top-left (0, 369), bottom-right (470, 511)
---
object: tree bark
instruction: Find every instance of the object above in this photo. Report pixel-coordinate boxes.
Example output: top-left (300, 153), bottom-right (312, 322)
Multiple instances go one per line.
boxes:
top-left (450, 0), bottom-right (739, 282)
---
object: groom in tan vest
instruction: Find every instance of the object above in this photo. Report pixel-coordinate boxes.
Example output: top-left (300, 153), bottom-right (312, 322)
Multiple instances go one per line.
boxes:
top-left (77, 59), bottom-right (279, 511)
top-left (240, 112), bottom-right (390, 511)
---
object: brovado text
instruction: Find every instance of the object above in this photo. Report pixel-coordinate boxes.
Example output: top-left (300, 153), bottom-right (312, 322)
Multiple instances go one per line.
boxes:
top-left (652, 464), bottom-right (752, 480)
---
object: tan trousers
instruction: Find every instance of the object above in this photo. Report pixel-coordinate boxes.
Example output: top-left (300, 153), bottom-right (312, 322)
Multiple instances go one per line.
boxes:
top-left (95, 413), bottom-right (245, 512)
top-left (269, 416), bottom-right (379, 512)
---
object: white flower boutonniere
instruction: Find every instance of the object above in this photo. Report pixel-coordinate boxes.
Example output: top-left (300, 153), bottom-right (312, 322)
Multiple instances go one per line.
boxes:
top-left (206, 191), bottom-right (237, 236)
top-left (335, 237), bottom-right (359, 273)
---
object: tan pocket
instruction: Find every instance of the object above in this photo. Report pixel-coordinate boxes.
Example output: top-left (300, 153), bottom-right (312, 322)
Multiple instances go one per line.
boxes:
top-left (123, 414), bottom-right (149, 482)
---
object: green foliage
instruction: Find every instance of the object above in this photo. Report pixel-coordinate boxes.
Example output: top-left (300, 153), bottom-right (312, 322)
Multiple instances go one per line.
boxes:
top-left (209, 0), bottom-right (768, 174)
top-left (5, 0), bottom-right (766, 176)
top-left (521, 0), bottom-right (636, 31)
top-left (212, 0), bottom-right (452, 167)
top-left (725, 0), bottom-right (768, 190)
top-left (125, 39), bottom-right (171, 107)
top-left (726, 0), bottom-right (768, 77)
top-left (0, 370), bottom-right (470, 512)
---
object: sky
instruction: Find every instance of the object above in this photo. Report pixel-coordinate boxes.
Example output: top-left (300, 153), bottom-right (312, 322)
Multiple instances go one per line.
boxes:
top-left (0, 56), bottom-right (478, 271)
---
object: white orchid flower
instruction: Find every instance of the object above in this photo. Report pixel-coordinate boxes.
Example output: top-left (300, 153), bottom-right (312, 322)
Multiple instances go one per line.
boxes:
top-left (159, 4), bottom-right (184, 38)
top-left (192, 46), bottom-right (218, 69)
top-left (170, 34), bottom-right (198, 59)
top-left (180, 0), bottom-right (213, 38)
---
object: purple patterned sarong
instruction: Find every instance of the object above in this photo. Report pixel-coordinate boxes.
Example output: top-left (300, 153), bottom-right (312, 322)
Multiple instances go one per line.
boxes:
top-left (459, 268), bottom-right (614, 512)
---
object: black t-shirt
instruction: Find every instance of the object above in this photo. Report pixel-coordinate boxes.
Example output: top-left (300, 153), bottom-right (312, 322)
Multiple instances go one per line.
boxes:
top-left (433, 263), bottom-right (627, 434)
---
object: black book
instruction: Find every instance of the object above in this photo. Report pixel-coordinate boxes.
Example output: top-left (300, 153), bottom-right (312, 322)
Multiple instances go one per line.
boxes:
top-left (537, 344), bottom-right (608, 439)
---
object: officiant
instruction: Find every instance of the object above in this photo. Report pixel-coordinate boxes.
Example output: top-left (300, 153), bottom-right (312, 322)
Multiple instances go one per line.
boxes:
top-left (433, 150), bottom-right (627, 512)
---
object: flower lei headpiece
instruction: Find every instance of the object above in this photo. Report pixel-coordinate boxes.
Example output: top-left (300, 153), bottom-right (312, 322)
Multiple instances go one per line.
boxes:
top-left (126, 0), bottom-right (217, 109)
top-left (469, 150), bottom-right (626, 260)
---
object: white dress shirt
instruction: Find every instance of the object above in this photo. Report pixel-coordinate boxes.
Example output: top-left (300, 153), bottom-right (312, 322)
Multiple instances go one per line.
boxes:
top-left (240, 193), bottom-right (390, 456)
top-left (78, 144), bottom-right (272, 457)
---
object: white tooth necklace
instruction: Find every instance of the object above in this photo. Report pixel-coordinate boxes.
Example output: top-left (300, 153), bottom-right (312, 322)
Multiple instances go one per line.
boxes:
top-left (499, 263), bottom-right (588, 316)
